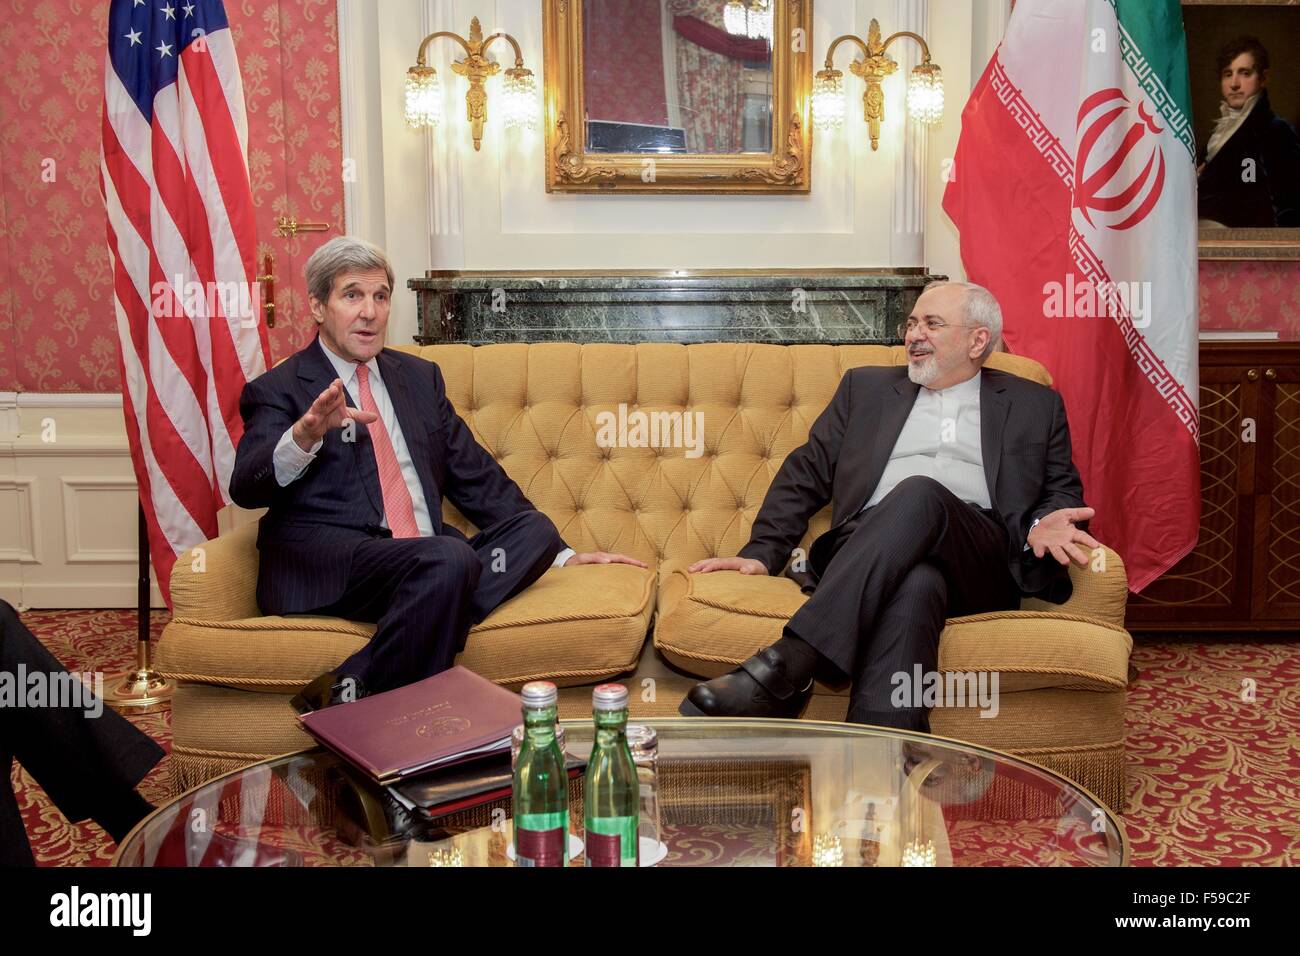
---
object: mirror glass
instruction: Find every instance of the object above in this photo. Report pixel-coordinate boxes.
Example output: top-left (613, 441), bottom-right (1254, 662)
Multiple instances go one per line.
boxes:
top-left (581, 0), bottom-right (774, 154)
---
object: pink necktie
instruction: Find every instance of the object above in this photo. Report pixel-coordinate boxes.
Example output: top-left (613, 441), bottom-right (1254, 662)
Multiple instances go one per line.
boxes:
top-left (354, 364), bottom-right (421, 538)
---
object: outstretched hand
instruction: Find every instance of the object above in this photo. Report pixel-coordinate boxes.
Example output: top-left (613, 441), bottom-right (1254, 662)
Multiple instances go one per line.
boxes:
top-left (564, 551), bottom-right (648, 568)
top-left (1028, 507), bottom-right (1100, 566)
top-left (292, 378), bottom-right (378, 451)
top-left (687, 556), bottom-right (767, 575)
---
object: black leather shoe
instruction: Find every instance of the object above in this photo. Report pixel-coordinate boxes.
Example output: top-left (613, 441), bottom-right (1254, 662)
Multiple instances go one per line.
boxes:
top-left (291, 671), bottom-right (367, 714)
top-left (679, 648), bottom-right (813, 719)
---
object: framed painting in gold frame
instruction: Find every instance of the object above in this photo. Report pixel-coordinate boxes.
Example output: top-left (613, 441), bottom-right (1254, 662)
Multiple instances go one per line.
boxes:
top-left (1183, 0), bottom-right (1300, 260)
top-left (542, 0), bottom-right (813, 194)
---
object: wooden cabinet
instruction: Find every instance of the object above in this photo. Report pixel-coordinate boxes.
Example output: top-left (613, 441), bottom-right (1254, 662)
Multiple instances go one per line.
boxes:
top-left (1126, 343), bottom-right (1300, 631)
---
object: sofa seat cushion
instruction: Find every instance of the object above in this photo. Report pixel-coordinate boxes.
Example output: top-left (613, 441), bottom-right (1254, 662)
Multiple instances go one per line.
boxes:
top-left (154, 616), bottom-right (374, 692)
top-left (158, 564), bottom-right (656, 690)
top-left (457, 563), bottom-right (655, 687)
top-left (936, 611), bottom-right (1131, 692)
top-left (654, 566), bottom-right (1131, 695)
top-left (655, 563), bottom-right (818, 679)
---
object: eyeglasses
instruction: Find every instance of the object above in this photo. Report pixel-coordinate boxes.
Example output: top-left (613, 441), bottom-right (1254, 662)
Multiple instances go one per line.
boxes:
top-left (896, 317), bottom-right (977, 338)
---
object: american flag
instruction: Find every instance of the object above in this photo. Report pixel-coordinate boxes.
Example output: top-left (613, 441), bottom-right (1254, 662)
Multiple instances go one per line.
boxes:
top-left (101, 0), bottom-right (269, 605)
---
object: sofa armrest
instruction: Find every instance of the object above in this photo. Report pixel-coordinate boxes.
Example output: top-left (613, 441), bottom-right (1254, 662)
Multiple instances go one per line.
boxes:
top-left (169, 521), bottom-right (262, 622)
top-left (1020, 544), bottom-right (1127, 629)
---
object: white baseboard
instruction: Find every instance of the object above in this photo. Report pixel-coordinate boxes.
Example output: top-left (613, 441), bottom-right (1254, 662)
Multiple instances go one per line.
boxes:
top-left (9, 581), bottom-right (167, 611)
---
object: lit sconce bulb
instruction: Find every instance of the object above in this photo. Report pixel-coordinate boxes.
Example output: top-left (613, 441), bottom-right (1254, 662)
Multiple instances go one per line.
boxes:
top-left (907, 63), bottom-right (944, 126)
top-left (812, 69), bottom-right (845, 131)
top-left (812, 833), bottom-right (844, 868)
top-left (502, 67), bottom-right (538, 131)
top-left (746, 0), bottom-right (773, 41)
top-left (723, 0), bottom-right (747, 37)
top-left (404, 65), bottom-right (442, 129)
top-left (901, 839), bottom-right (936, 867)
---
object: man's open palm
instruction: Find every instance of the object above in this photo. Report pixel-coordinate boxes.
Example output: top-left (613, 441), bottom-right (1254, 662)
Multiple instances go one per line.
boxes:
top-left (293, 378), bottom-right (378, 451)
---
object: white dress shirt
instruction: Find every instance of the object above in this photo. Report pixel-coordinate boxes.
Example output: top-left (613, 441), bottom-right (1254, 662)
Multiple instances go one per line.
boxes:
top-left (863, 372), bottom-right (992, 510)
top-left (273, 339), bottom-right (574, 567)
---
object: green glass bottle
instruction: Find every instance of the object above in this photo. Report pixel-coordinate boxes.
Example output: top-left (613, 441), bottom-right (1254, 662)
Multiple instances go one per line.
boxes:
top-left (584, 684), bottom-right (639, 867)
top-left (513, 681), bottom-right (569, 867)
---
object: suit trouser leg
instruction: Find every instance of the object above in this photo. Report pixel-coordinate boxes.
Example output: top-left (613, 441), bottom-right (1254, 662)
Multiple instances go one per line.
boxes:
top-left (323, 535), bottom-right (483, 694)
top-left (0, 601), bottom-right (164, 865)
top-left (844, 562), bottom-right (947, 732)
top-left (784, 475), bottom-right (1019, 691)
top-left (464, 510), bottom-right (565, 627)
top-left (323, 512), bottom-right (562, 693)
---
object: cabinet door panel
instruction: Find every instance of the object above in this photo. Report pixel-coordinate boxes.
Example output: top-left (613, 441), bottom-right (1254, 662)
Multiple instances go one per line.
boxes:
top-left (1254, 368), bottom-right (1300, 621)
top-left (1127, 365), bottom-right (1256, 625)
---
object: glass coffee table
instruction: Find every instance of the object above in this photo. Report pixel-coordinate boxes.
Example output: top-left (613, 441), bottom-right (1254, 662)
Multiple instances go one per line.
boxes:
top-left (114, 718), bottom-right (1127, 867)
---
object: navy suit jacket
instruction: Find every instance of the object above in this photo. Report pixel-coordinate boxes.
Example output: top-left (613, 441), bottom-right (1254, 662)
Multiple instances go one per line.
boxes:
top-left (230, 337), bottom-right (566, 614)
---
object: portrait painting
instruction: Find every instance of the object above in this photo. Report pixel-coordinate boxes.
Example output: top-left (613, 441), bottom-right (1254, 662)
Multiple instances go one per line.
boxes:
top-left (1183, 0), bottom-right (1300, 258)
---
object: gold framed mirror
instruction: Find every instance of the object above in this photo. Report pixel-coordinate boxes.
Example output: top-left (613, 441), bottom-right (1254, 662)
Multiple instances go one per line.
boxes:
top-left (543, 0), bottom-right (813, 194)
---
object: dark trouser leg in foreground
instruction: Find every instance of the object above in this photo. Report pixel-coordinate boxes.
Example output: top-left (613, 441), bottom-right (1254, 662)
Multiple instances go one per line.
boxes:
top-left (0, 601), bottom-right (164, 866)
top-left (318, 510), bottom-right (563, 696)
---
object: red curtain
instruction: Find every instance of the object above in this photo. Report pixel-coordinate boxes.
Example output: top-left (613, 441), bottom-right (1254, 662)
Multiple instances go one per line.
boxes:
top-left (672, 15), bottom-right (771, 63)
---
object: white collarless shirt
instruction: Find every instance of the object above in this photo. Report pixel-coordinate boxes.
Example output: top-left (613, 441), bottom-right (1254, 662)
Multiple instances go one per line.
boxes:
top-left (862, 371), bottom-right (992, 510)
top-left (272, 339), bottom-right (574, 566)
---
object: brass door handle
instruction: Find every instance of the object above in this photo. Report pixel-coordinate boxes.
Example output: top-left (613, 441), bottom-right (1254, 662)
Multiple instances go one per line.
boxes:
top-left (255, 252), bottom-right (276, 328)
top-left (274, 216), bottom-right (331, 239)
top-left (1247, 368), bottom-right (1259, 381)
top-left (1264, 368), bottom-right (1277, 380)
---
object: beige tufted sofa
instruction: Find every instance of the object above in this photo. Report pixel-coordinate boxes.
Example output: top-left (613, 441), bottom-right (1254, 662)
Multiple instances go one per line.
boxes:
top-left (156, 343), bottom-right (1132, 810)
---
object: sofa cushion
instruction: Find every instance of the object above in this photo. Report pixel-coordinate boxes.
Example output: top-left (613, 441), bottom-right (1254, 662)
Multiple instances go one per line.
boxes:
top-left (654, 565), bottom-right (1131, 694)
top-left (158, 563), bottom-right (655, 690)
top-left (654, 563), bottom-right (815, 679)
top-left (936, 611), bottom-right (1131, 692)
top-left (456, 563), bottom-right (655, 687)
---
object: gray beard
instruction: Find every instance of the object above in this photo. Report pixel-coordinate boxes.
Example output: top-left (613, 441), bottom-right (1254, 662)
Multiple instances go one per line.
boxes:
top-left (907, 355), bottom-right (940, 386)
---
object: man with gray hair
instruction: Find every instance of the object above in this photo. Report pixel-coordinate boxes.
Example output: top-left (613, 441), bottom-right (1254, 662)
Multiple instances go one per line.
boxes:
top-left (231, 236), bottom-right (645, 710)
top-left (680, 281), bottom-right (1097, 730)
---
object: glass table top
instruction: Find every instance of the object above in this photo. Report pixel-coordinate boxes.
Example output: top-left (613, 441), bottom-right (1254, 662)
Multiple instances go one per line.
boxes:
top-left (114, 717), bottom-right (1127, 867)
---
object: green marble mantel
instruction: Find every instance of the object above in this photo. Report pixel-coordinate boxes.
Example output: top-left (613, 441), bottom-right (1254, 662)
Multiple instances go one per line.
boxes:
top-left (408, 269), bottom-right (945, 345)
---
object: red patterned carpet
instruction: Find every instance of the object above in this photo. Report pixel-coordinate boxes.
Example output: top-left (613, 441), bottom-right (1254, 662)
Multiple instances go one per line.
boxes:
top-left (10, 610), bottom-right (1300, 865)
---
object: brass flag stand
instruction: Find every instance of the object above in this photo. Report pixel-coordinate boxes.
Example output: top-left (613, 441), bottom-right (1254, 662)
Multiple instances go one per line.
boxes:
top-left (103, 504), bottom-right (172, 715)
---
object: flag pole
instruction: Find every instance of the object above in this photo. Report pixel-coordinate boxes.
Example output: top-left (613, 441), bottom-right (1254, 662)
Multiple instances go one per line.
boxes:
top-left (103, 503), bottom-right (173, 715)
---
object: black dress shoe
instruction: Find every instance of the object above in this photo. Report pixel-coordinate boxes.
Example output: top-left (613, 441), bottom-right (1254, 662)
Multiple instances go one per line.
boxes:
top-left (290, 672), bottom-right (367, 714)
top-left (679, 648), bottom-right (813, 719)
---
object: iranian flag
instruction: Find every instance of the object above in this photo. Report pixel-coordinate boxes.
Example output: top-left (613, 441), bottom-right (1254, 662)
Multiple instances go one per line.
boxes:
top-left (943, 0), bottom-right (1200, 592)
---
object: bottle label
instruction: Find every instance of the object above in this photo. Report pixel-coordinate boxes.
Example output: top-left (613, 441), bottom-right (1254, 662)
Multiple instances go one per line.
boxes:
top-left (516, 826), bottom-right (566, 867)
top-left (584, 819), bottom-right (640, 867)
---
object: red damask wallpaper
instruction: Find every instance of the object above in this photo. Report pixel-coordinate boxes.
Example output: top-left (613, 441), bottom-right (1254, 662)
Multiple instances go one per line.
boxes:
top-left (583, 0), bottom-right (670, 127)
top-left (1199, 260), bottom-right (1300, 340)
top-left (0, 0), bottom-right (344, 394)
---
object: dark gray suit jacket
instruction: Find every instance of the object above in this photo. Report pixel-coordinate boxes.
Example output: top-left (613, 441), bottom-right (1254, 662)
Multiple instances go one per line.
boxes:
top-left (738, 365), bottom-right (1087, 602)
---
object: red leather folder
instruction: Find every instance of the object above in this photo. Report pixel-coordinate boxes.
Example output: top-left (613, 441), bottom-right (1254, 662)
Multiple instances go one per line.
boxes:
top-left (298, 666), bottom-right (520, 784)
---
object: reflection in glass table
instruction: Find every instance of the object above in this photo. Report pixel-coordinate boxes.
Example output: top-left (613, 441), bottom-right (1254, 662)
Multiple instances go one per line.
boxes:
top-left (114, 718), bottom-right (1127, 867)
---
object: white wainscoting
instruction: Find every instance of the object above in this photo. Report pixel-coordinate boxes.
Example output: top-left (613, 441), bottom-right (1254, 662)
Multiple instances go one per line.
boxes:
top-left (0, 392), bottom-right (164, 609)
top-left (0, 392), bottom-right (259, 610)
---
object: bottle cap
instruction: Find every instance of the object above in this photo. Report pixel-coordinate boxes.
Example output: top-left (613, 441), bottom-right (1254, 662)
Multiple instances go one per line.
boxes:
top-left (520, 681), bottom-right (557, 708)
top-left (592, 683), bottom-right (629, 710)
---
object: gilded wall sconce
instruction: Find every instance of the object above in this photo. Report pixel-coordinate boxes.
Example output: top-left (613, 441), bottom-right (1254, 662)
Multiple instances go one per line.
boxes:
top-left (812, 18), bottom-right (944, 150)
top-left (404, 16), bottom-right (537, 151)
